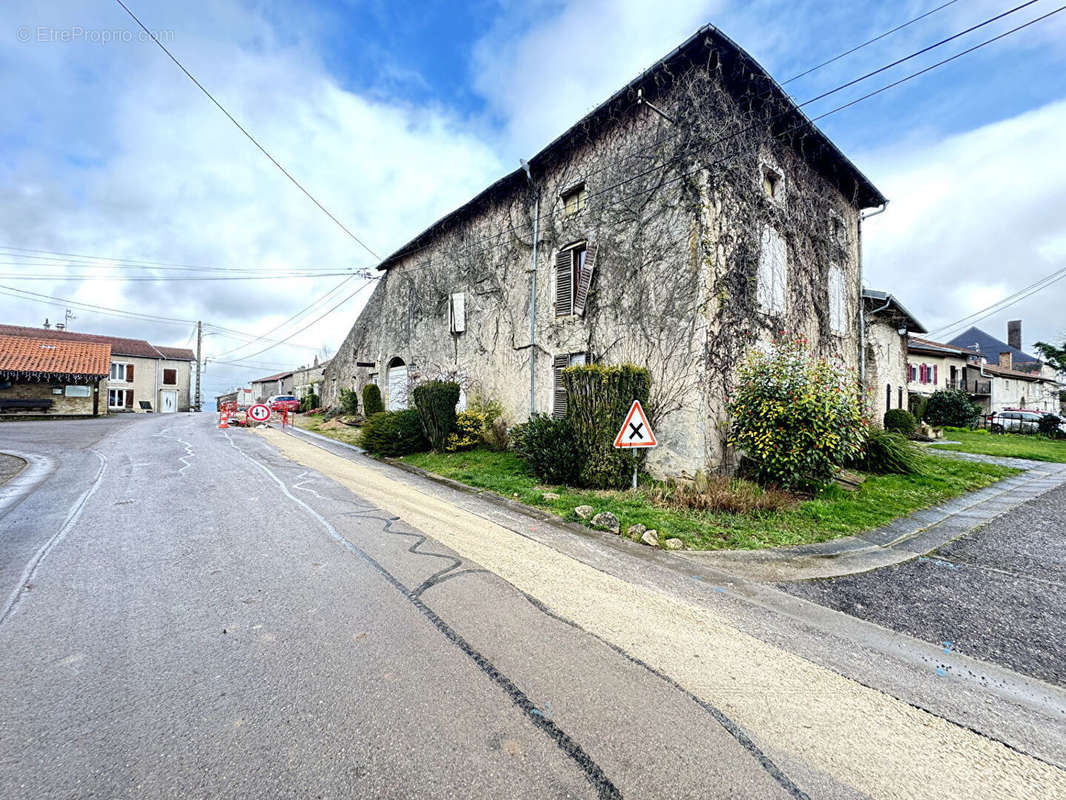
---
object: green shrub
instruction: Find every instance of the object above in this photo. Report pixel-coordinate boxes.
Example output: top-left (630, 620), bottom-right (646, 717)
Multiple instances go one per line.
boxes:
top-left (300, 391), bottom-right (320, 413)
top-left (727, 337), bottom-right (866, 491)
top-left (512, 414), bottom-right (582, 485)
top-left (359, 410), bottom-right (428, 456)
top-left (362, 384), bottom-right (384, 416)
top-left (855, 429), bottom-right (925, 475)
top-left (1039, 413), bottom-right (1063, 438)
top-left (445, 410), bottom-right (487, 452)
top-left (924, 389), bottom-right (980, 428)
top-left (883, 408), bottom-right (916, 436)
top-left (908, 393), bottom-right (928, 422)
top-left (468, 395), bottom-right (510, 451)
top-left (563, 363), bottom-right (651, 489)
top-left (338, 387), bottom-right (359, 415)
top-left (411, 381), bottom-right (460, 451)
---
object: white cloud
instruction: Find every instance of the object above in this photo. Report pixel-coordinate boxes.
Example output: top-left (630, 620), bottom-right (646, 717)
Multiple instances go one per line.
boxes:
top-left (861, 97), bottom-right (1066, 349)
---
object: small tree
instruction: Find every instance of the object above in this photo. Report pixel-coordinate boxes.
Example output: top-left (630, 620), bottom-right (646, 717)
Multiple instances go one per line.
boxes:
top-left (362, 384), bottom-right (384, 416)
top-left (360, 410), bottom-right (429, 456)
top-left (1038, 413), bottom-right (1062, 438)
top-left (727, 337), bottom-right (866, 491)
top-left (924, 389), bottom-right (980, 428)
top-left (411, 380), bottom-right (460, 451)
top-left (338, 387), bottom-right (359, 415)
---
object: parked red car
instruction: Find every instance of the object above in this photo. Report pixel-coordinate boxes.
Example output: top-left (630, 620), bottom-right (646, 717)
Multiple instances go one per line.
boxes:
top-left (268, 394), bottom-right (299, 412)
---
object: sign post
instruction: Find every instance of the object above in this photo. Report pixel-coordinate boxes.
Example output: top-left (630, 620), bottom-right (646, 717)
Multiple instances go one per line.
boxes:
top-left (612, 400), bottom-right (657, 489)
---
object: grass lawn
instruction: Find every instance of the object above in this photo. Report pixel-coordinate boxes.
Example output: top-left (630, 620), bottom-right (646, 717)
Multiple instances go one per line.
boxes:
top-left (395, 448), bottom-right (1017, 551)
top-left (930, 430), bottom-right (1066, 463)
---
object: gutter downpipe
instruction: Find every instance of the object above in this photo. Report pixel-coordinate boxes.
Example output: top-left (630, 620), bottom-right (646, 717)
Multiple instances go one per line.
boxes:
top-left (522, 159), bottom-right (539, 417)
top-left (858, 201), bottom-right (888, 386)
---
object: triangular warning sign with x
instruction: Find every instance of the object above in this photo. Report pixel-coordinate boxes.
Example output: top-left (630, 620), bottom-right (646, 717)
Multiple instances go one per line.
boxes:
top-left (613, 400), bottom-right (657, 448)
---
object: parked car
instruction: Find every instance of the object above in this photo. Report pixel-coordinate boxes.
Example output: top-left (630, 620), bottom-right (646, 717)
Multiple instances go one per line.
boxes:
top-left (268, 394), bottom-right (299, 412)
top-left (987, 410), bottom-right (1044, 434)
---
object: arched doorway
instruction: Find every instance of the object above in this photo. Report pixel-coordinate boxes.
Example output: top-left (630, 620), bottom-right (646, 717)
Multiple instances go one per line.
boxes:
top-left (387, 357), bottom-right (408, 410)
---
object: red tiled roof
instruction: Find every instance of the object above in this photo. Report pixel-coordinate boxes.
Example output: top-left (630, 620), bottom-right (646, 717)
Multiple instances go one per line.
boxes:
top-left (982, 362), bottom-right (1045, 381)
top-left (0, 324), bottom-right (187, 360)
top-left (253, 371), bottom-right (293, 383)
top-left (0, 335), bottom-right (111, 377)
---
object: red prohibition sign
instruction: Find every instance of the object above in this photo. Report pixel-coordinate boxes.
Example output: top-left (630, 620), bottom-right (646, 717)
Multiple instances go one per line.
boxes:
top-left (248, 403), bottom-right (271, 422)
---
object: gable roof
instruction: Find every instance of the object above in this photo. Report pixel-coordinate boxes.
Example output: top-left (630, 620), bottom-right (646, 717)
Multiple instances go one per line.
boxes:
top-left (378, 25), bottom-right (885, 272)
top-left (863, 289), bottom-right (926, 333)
top-left (252, 370), bottom-right (293, 383)
top-left (0, 323), bottom-right (190, 361)
top-left (907, 336), bottom-right (978, 358)
top-left (946, 326), bottom-right (1039, 365)
top-left (0, 335), bottom-right (111, 378)
top-left (981, 361), bottom-right (1046, 382)
top-left (156, 346), bottom-right (195, 361)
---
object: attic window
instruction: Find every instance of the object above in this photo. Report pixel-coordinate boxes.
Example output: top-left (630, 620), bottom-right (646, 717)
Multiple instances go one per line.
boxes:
top-left (761, 164), bottom-right (784, 202)
top-left (562, 183), bottom-right (587, 216)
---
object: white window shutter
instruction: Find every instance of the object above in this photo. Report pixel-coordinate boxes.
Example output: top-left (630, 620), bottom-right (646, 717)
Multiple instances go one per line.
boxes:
top-left (450, 292), bottom-right (465, 333)
top-left (757, 226), bottom-right (787, 316)
top-left (828, 264), bottom-right (845, 335)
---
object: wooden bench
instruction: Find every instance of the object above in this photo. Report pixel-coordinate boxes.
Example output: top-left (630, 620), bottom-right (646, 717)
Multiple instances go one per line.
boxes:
top-left (0, 398), bottom-right (54, 412)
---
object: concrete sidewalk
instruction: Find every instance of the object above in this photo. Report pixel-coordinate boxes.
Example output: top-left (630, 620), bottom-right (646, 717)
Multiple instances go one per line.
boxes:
top-left (684, 454), bottom-right (1066, 582)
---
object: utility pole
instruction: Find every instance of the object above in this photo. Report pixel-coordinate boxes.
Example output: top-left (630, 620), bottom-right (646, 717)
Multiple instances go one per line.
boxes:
top-left (195, 320), bottom-right (203, 412)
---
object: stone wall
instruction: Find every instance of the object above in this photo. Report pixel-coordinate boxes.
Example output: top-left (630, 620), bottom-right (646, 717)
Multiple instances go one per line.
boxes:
top-left (325, 60), bottom-right (868, 477)
top-left (865, 320), bottom-right (908, 425)
top-left (0, 379), bottom-right (105, 416)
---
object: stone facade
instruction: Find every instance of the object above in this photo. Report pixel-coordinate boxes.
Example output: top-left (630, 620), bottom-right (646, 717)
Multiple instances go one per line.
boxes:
top-left (292, 360), bottom-right (329, 401)
top-left (0, 379), bottom-right (107, 416)
top-left (324, 28), bottom-right (885, 476)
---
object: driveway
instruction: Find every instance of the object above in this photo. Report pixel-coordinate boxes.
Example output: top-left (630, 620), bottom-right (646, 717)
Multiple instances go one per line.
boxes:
top-left (781, 482), bottom-right (1066, 686)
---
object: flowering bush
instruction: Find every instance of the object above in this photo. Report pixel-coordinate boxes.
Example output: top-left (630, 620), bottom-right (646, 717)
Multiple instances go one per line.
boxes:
top-left (727, 337), bottom-right (866, 491)
top-left (445, 410), bottom-right (488, 451)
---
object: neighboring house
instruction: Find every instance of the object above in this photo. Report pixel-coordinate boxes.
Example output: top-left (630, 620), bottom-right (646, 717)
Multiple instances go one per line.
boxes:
top-left (907, 336), bottom-right (1058, 415)
top-left (292, 357), bottom-right (329, 402)
top-left (0, 324), bottom-right (194, 413)
top-left (216, 386), bottom-right (253, 410)
top-left (324, 26), bottom-right (887, 476)
top-left (251, 371), bottom-right (294, 403)
top-left (944, 321), bottom-right (1060, 414)
top-left (0, 335), bottom-right (110, 416)
top-left (862, 289), bottom-right (926, 425)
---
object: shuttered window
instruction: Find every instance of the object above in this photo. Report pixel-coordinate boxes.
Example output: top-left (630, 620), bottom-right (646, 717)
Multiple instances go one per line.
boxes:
top-left (828, 263), bottom-right (846, 335)
top-left (554, 248), bottom-right (574, 316)
top-left (552, 352), bottom-right (587, 418)
top-left (757, 226), bottom-right (787, 316)
top-left (163, 368), bottom-right (177, 385)
top-left (573, 242), bottom-right (597, 316)
top-left (449, 292), bottom-right (465, 333)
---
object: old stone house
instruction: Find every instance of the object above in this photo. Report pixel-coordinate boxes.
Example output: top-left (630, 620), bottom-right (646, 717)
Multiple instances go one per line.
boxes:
top-left (251, 370), bottom-right (294, 403)
top-left (325, 26), bottom-right (887, 476)
top-left (0, 335), bottom-right (110, 416)
top-left (862, 289), bottom-right (926, 425)
top-left (0, 324), bottom-right (194, 413)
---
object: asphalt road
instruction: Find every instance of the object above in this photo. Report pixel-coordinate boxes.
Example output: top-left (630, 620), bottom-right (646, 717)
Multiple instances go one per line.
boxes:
top-left (782, 482), bottom-right (1066, 687)
top-left (0, 414), bottom-right (796, 799)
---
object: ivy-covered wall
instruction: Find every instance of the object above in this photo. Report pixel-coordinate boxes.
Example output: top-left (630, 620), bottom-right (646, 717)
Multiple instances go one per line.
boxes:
top-left (325, 40), bottom-right (875, 477)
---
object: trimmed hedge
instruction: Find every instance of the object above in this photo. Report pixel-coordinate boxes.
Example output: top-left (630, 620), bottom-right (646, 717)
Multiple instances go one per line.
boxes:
top-left (338, 387), bottom-right (359, 415)
top-left (924, 389), bottom-right (980, 428)
top-left (411, 380), bottom-right (460, 451)
top-left (883, 408), bottom-right (916, 436)
top-left (359, 410), bottom-right (428, 456)
top-left (563, 363), bottom-right (651, 489)
top-left (362, 384), bottom-right (384, 416)
top-left (512, 414), bottom-right (583, 485)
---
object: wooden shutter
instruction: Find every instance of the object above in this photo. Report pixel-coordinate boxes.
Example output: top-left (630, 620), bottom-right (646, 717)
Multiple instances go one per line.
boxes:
top-left (163, 369), bottom-right (176, 385)
top-left (573, 242), bottom-right (597, 316)
top-left (554, 249), bottom-right (574, 317)
top-left (126, 363), bottom-right (134, 381)
top-left (552, 354), bottom-right (569, 418)
top-left (450, 293), bottom-right (465, 333)
top-left (125, 390), bottom-right (133, 409)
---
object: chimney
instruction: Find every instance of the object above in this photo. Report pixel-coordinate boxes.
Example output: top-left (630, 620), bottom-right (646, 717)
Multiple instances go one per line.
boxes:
top-left (999, 351), bottom-right (1012, 370)
top-left (1007, 320), bottom-right (1021, 351)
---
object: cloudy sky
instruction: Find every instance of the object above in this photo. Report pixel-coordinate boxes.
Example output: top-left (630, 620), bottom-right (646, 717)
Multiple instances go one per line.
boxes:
top-left (1, 0), bottom-right (1064, 401)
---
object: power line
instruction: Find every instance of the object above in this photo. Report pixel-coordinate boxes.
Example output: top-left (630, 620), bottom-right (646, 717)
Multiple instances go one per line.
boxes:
top-left (781, 0), bottom-right (962, 84)
top-left (0, 271), bottom-right (357, 282)
top-left (113, 0), bottom-right (381, 261)
top-left (929, 266), bottom-right (1066, 338)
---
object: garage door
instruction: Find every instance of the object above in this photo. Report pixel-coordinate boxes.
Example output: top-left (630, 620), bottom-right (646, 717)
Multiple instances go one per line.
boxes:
top-left (387, 362), bottom-right (408, 410)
